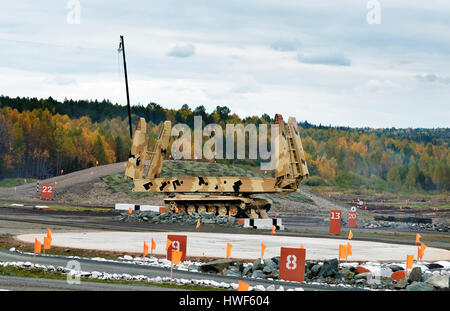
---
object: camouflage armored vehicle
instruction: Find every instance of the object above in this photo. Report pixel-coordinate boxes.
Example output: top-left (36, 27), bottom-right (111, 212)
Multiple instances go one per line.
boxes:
top-left (125, 114), bottom-right (309, 218)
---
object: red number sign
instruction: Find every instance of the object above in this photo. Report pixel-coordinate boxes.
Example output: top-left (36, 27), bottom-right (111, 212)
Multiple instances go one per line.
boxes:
top-left (41, 184), bottom-right (53, 200)
top-left (348, 211), bottom-right (357, 228)
top-left (329, 210), bottom-right (341, 234)
top-left (279, 247), bottom-right (306, 283)
top-left (167, 235), bottom-right (187, 262)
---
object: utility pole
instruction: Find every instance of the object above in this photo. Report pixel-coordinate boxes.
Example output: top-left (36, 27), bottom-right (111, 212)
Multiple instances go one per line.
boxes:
top-left (118, 35), bottom-right (133, 138)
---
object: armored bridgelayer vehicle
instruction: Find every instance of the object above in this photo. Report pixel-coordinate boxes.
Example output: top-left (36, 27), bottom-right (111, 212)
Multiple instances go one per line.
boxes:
top-left (125, 114), bottom-right (309, 218)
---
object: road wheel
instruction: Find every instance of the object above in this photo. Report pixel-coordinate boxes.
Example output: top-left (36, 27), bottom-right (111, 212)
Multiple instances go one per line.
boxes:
top-left (207, 206), bottom-right (217, 214)
top-left (169, 201), bottom-right (177, 213)
top-left (229, 205), bottom-right (238, 217)
top-left (218, 206), bottom-right (227, 216)
top-left (186, 205), bottom-right (195, 215)
top-left (197, 205), bottom-right (206, 213)
top-left (177, 205), bottom-right (186, 214)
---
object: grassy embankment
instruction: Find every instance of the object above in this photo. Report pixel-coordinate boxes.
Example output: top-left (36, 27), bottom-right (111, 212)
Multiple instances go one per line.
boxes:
top-left (0, 265), bottom-right (226, 291)
top-left (0, 178), bottom-right (38, 188)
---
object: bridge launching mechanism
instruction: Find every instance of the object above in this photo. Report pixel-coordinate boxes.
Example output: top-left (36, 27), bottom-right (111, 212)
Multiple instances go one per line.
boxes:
top-left (125, 114), bottom-right (309, 218)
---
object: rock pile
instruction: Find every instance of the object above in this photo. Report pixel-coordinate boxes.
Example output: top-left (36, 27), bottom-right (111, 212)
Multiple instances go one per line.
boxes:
top-left (201, 257), bottom-right (450, 291)
top-left (6, 248), bottom-right (449, 291)
top-left (114, 211), bottom-right (243, 227)
top-left (361, 219), bottom-right (449, 232)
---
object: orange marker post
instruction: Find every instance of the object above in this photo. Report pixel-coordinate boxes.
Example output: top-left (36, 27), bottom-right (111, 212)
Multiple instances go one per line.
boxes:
top-left (34, 238), bottom-right (42, 267)
top-left (338, 244), bottom-right (347, 263)
top-left (143, 241), bottom-right (149, 259)
top-left (416, 233), bottom-right (421, 244)
top-left (420, 243), bottom-right (427, 260)
top-left (170, 250), bottom-right (183, 285)
top-left (420, 243), bottom-right (427, 253)
top-left (151, 238), bottom-right (156, 255)
top-left (43, 236), bottom-right (51, 255)
top-left (166, 239), bottom-right (172, 251)
top-left (406, 255), bottom-right (414, 275)
top-left (47, 228), bottom-right (53, 240)
top-left (196, 218), bottom-right (201, 231)
top-left (261, 242), bottom-right (267, 261)
top-left (238, 280), bottom-right (250, 291)
top-left (348, 230), bottom-right (353, 240)
top-left (346, 242), bottom-right (352, 259)
top-left (272, 225), bottom-right (276, 235)
top-left (226, 243), bottom-right (232, 258)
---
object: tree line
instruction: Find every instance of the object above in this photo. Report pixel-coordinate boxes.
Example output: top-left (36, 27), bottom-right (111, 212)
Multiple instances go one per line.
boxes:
top-left (0, 95), bottom-right (448, 192)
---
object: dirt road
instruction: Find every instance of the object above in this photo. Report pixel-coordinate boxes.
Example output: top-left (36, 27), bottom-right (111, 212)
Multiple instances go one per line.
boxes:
top-left (0, 162), bottom-right (127, 204)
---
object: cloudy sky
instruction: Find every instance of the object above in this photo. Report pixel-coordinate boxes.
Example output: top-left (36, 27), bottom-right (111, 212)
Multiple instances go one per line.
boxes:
top-left (0, 1), bottom-right (449, 128)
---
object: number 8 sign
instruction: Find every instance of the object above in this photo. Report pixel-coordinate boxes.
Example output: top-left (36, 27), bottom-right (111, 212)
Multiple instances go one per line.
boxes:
top-left (279, 247), bottom-right (305, 282)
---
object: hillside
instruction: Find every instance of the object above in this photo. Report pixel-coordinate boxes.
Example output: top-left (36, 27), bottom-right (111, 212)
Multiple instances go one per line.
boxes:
top-left (0, 95), bottom-right (448, 195)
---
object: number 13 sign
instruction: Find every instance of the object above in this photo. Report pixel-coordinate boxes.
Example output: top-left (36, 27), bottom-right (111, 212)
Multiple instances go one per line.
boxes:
top-left (279, 247), bottom-right (306, 282)
top-left (329, 210), bottom-right (341, 234)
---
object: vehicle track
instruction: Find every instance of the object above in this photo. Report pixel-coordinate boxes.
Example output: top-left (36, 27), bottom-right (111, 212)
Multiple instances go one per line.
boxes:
top-left (0, 249), bottom-right (366, 291)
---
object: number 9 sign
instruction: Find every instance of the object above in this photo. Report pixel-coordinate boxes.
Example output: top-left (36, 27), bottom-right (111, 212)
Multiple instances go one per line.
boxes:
top-left (280, 247), bottom-right (305, 282)
top-left (167, 235), bottom-right (187, 262)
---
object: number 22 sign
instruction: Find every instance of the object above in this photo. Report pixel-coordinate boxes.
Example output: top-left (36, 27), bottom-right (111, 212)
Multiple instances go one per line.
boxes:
top-left (41, 184), bottom-right (53, 200)
top-left (329, 210), bottom-right (341, 234)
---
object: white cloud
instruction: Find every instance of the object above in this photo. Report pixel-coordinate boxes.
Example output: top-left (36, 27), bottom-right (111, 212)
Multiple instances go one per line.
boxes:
top-left (270, 39), bottom-right (301, 52)
top-left (365, 79), bottom-right (400, 92)
top-left (231, 76), bottom-right (262, 94)
top-left (297, 52), bottom-right (352, 67)
top-left (167, 44), bottom-right (196, 58)
top-left (0, 1), bottom-right (449, 127)
top-left (416, 73), bottom-right (450, 84)
top-left (45, 75), bottom-right (76, 86)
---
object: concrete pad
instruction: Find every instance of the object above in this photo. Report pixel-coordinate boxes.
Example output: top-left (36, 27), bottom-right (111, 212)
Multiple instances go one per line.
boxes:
top-left (16, 231), bottom-right (450, 262)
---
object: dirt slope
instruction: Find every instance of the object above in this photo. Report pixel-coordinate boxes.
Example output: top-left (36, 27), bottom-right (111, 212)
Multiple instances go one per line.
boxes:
top-left (0, 161), bottom-right (348, 214)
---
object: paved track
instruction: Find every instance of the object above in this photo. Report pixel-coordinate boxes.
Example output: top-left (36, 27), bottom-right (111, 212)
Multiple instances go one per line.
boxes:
top-left (0, 162), bottom-right (126, 200)
top-left (0, 275), bottom-right (177, 291)
top-left (0, 249), bottom-right (364, 291)
top-left (17, 231), bottom-right (450, 261)
top-left (1, 206), bottom-right (449, 251)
